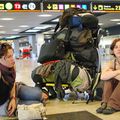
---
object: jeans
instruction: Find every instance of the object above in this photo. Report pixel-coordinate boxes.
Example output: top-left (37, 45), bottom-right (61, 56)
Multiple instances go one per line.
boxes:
top-left (17, 83), bottom-right (43, 103)
top-left (0, 100), bottom-right (9, 116)
top-left (0, 83), bottom-right (43, 117)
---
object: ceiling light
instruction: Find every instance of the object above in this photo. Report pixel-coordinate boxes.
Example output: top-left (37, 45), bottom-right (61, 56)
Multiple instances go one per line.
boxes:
top-left (52, 18), bottom-right (59, 22)
top-left (117, 23), bottom-right (120, 25)
top-left (19, 25), bottom-right (29, 27)
top-left (33, 25), bottom-right (52, 29)
top-left (38, 14), bottom-right (52, 17)
top-left (0, 18), bottom-right (14, 20)
top-left (0, 31), bottom-right (6, 34)
top-left (98, 23), bottom-right (103, 26)
top-left (110, 19), bottom-right (120, 22)
top-left (25, 29), bottom-right (40, 32)
top-left (12, 29), bottom-right (21, 31)
top-left (0, 25), bottom-right (4, 27)
top-left (5, 35), bottom-right (20, 39)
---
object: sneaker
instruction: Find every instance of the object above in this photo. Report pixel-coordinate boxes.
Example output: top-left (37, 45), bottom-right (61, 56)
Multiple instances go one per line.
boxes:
top-left (102, 106), bottom-right (117, 115)
top-left (96, 102), bottom-right (107, 113)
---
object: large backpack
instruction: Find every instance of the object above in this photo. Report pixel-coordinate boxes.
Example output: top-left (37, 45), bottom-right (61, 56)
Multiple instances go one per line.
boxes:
top-left (37, 8), bottom-right (99, 65)
top-left (36, 8), bottom-right (101, 102)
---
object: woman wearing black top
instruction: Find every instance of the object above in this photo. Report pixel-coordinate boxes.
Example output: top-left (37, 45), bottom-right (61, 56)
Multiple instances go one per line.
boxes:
top-left (0, 43), bottom-right (16, 116)
top-left (0, 43), bottom-right (48, 117)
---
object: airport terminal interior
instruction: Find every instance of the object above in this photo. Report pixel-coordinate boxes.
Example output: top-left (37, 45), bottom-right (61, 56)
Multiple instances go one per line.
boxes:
top-left (0, 0), bottom-right (120, 120)
top-left (14, 58), bottom-right (120, 120)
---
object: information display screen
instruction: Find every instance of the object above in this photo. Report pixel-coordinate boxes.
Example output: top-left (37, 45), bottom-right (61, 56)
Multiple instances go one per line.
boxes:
top-left (43, 2), bottom-right (91, 12)
top-left (0, 1), bottom-right (41, 12)
top-left (0, 1), bottom-right (119, 13)
top-left (92, 2), bottom-right (120, 12)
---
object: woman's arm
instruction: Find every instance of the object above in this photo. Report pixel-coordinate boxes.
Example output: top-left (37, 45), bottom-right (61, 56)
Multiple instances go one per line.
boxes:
top-left (9, 82), bottom-right (16, 100)
top-left (101, 61), bottom-right (120, 80)
top-left (7, 82), bottom-right (17, 116)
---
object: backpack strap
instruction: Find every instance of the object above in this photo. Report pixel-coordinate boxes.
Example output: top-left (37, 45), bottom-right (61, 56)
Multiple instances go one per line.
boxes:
top-left (54, 22), bottom-right (60, 32)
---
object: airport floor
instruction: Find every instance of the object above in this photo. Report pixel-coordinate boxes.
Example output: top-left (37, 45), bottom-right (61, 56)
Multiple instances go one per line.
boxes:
top-left (15, 58), bottom-right (120, 120)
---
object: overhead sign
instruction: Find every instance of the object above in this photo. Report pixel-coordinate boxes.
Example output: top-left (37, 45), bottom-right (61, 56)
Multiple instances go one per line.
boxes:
top-left (43, 2), bottom-right (91, 12)
top-left (92, 2), bottom-right (120, 12)
top-left (0, 1), bottom-right (41, 12)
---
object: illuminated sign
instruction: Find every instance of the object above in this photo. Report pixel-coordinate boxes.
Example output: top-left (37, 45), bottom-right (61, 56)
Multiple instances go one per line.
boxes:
top-left (92, 2), bottom-right (120, 12)
top-left (43, 2), bottom-right (90, 12)
top-left (0, 1), bottom-right (41, 12)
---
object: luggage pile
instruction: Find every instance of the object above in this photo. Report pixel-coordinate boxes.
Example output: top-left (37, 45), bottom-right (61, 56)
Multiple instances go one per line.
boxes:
top-left (32, 8), bottom-right (101, 103)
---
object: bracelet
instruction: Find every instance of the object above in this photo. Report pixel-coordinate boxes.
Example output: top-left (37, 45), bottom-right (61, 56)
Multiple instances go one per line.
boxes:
top-left (10, 96), bottom-right (16, 101)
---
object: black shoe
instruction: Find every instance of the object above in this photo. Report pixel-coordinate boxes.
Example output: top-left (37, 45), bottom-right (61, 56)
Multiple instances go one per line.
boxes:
top-left (47, 86), bottom-right (57, 99)
top-left (96, 102), bottom-right (107, 113)
top-left (102, 106), bottom-right (118, 115)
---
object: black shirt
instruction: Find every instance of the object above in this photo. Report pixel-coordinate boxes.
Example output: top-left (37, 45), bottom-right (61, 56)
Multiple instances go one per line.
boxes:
top-left (0, 77), bottom-right (10, 105)
top-left (0, 63), bottom-right (15, 105)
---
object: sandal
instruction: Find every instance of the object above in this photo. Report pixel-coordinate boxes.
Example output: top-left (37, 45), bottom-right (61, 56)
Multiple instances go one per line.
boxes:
top-left (96, 102), bottom-right (107, 113)
top-left (102, 106), bottom-right (118, 114)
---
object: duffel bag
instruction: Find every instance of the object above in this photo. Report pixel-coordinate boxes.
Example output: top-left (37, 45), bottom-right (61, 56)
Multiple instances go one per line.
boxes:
top-left (37, 39), bottom-right (65, 64)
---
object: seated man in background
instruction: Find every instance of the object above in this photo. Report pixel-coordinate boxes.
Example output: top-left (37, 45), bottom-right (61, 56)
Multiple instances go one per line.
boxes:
top-left (0, 42), bottom-right (48, 117)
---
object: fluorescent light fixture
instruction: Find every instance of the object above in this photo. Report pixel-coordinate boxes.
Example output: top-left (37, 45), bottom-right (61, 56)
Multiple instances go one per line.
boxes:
top-left (117, 23), bottom-right (120, 25)
top-left (110, 19), bottom-right (120, 22)
top-left (19, 25), bottom-right (29, 27)
top-left (0, 18), bottom-right (14, 20)
top-left (25, 29), bottom-right (40, 32)
top-left (33, 25), bottom-right (52, 29)
top-left (98, 23), bottom-right (103, 26)
top-left (52, 18), bottom-right (59, 22)
top-left (5, 35), bottom-right (20, 39)
top-left (0, 25), bottom-right (4, 27)
top-left (38, 14), bottom-right (52, 17)
top-left (0, 31), bottom-right (6, 34)
top-left (12, 29), bottom-right (21, 31)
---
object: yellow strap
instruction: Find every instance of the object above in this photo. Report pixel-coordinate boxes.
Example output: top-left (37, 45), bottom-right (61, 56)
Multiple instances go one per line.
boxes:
top-left (46, 83), bottom-right (68, 87)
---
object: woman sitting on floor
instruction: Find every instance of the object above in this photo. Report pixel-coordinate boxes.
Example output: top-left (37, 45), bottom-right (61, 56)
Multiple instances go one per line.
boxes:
top-left (96, 38), bottom-right (120, 114)
top-left (0, 42), bottom-right (48, 117)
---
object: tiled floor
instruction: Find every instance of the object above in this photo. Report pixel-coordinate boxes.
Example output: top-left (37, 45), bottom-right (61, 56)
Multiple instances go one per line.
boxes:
top-left (15, 58), bottom-right (120, 120)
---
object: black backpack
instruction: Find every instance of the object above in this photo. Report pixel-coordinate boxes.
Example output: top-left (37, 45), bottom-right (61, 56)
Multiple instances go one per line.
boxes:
top-left (37, 8), bottom-right (99, 65)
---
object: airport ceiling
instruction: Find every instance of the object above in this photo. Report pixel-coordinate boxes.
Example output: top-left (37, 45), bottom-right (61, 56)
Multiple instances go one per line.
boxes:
top-left (0, 0), bottom-right (120, 40)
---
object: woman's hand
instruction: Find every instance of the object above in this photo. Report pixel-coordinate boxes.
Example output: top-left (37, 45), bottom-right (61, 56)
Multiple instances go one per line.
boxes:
top-left (7, 98), bottom-right (17, 116)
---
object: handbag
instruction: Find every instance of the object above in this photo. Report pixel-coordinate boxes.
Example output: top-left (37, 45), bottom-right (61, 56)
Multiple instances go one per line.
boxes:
top-left (37, 39), bottom-right (65, 64)
top-left (17, 103), bottom-right (47, 120)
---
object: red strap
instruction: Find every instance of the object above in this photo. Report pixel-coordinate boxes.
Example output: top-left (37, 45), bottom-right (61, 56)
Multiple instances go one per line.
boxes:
top-left (43, 60), bottom-right (60, 65)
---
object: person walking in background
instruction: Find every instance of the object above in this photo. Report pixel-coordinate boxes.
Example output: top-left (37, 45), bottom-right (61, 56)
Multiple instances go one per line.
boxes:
top-left (96, 38), bottom-right (120, 114)
top-left (0, 42), bottom-right (48, 117)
